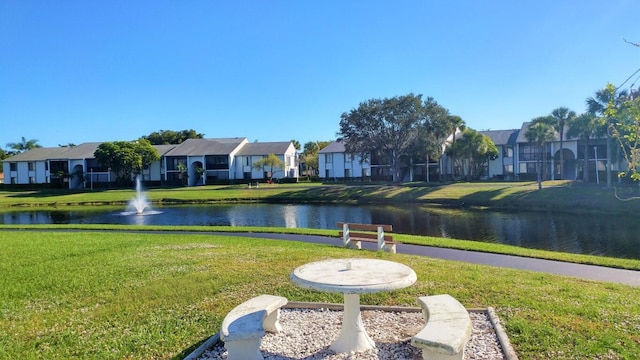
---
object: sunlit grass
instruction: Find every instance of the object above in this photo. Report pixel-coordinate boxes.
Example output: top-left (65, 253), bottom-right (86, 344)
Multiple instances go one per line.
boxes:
top-left (1, 230), bottom-right (638, 359)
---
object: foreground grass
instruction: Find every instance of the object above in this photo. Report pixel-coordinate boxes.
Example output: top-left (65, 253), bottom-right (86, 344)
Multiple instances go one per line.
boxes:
top-left (1, 231), bottom-right (638, 359)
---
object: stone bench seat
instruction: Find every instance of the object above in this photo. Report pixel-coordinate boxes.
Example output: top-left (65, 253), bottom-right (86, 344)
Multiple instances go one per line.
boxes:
top-left (220, 294), bottom-right (288, 360)
top-left (411, 294), bottom-right (472, 360)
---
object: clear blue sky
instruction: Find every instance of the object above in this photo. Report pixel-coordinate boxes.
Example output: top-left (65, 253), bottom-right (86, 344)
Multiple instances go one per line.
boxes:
top-left (1, 1), bottom-right (639, 149)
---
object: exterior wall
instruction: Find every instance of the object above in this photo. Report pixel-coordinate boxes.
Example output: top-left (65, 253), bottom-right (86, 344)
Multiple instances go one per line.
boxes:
top-left (4, 160), bottom-right (49, 185)
top-left (319, 152), bottom-right (370, 179)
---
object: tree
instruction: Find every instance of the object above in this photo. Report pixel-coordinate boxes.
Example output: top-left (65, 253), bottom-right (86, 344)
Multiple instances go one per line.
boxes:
top-left (141, 129), bottom-right (204, 145)
top-left (339, 93), bottom-right (432, 182)
top-left (290, 140), bottom-right (301, 151)
top-left (252, 153), bottom-right (284, 182)
top-left (567, 113), bottom-right (601, 183)
top-left (444, 115), bottom-right (465, 178)
top-left (587, 83), bottom-right (628, 188)
top-left (301, 141), bottom-right (330, 177)
top-left (526, 120), bottom-right (556, 190)
top-left (610, 93), bottom-right (640, 182)
top-left (7, 137), bottom-right (41, 153)
top-left (549, 107), bottom-right (576, 179)
top-left (94, 139), bottom-right (160, 184)
top-left (446, 129), bottom-right (498, 181)
top-left (0, 148), bottom-right (9, 172)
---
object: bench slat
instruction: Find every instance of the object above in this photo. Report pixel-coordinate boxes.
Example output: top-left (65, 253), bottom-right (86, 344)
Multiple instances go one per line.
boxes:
top-left (337, 222), bottom-right (392, 232)
top-left (338, 231), bottom-right (395, 243)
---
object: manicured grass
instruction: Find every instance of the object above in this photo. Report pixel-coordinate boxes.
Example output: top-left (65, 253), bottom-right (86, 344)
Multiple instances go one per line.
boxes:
top-left (1, 231), bottom-right (638, 359)
top-left (2, 224), bottom-right (640, 271)
top-left (2, 181), bottom-right (640, 215)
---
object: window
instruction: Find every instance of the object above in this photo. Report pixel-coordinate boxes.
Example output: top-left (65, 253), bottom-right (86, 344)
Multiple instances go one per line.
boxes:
top-left (206, 155), bottom-right (229, 169)
top-left (503, 146), bottom-right (513, 158)
top-left (519, 162), bottom-right (537, 174)
top-left (519, 145), bottom-right (542, 161)
top-left (503, 164), bottom-right (513, 174)
top-left (344, 168), bottom-right (350, 178)
top-left (10, 163), bottom-right (17, 171)
top-left (28, 162), bottom-right (35, 171)
top-left (29, 177), bottom-right (35, 184)
top-left (166, 157), bottom-right (187, 171)
top-left (325, 154), bottom-right (332, 164)
top-left (245, 157), bottom-right (250, 166)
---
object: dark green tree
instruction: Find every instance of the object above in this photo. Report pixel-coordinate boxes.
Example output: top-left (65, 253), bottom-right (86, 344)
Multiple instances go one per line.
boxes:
top-left (526, 120), bottom-right (556, 190)
top-left (94, 139), bottom-right (160, 184)
top-left (142, 129), bottom-right (204, 145)
top-left (7, 137), bottom-right (41, 153)
top-left (567, 113), bottom-right (601, 183)
top-left (587, 83), bottom-right (628, 188)
top-left (446, 129), bottom-right (498, 181)
top-left (339, 93), bottom-right (440, 182)
top-left (549, 107), bottom-right (576, 180)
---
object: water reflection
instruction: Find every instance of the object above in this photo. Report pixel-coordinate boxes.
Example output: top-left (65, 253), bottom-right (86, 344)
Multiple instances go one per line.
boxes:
top-left (1, 204), bottom-right (638, 260)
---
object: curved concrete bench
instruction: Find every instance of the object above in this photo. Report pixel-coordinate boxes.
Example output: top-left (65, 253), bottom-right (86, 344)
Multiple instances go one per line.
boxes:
top-left (411, 294), bottom-right (472, 360)
top-left (220, 294), bottom-right (288, 360)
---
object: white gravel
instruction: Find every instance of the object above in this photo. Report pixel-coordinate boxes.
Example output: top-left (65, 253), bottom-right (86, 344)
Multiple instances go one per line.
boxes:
top-left (198, 307), bottom-right (506, 360)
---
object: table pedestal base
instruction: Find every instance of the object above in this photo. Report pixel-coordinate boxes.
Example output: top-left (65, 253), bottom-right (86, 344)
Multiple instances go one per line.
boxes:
top-left (330, 293), bottom-right (375, 353)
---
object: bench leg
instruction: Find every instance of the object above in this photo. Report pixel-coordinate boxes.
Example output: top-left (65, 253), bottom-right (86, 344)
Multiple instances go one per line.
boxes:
top-left (383, 243), bottom-right (397, 254)
top-left (224, 338), bottom-right (263, 360)
top-left (263, 308), bottom-right (282, 333)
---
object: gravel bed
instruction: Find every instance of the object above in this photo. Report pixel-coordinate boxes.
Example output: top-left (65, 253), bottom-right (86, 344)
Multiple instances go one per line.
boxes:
top-left (199, 308), bottom-right (505, 359)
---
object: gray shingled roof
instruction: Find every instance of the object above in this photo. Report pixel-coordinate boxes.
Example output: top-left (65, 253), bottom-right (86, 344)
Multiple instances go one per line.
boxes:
top-left (236, 142), bottom-right (292, 156)
top-left (3, 142), bottom-right (180, 162)
top-left (480, 129), bottom-right (519, 146)
top-left (318, 140), bottom-right (346, 153)
top-left (164, 138), bottom-right (248, 156)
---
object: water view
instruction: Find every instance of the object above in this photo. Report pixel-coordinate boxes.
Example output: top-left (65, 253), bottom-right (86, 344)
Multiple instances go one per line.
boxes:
top-left (2, 203), bottom-right (638, 260)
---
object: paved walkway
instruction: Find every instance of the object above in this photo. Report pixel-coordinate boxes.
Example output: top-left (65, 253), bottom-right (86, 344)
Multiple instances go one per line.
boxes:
top-left (219, 232), bottom-right (640, 287)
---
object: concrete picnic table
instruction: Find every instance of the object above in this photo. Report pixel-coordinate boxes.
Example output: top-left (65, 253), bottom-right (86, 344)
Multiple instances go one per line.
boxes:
top-left (290, 258), bottom-right (417, 353)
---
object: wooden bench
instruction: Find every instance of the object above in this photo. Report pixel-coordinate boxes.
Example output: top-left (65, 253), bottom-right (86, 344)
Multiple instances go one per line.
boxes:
top-left (220, 294), bottom-right (288, 360)
top-left (411, 294), bottom-right (472, 360)
top-left (337, 222), bottom-right (397, 253)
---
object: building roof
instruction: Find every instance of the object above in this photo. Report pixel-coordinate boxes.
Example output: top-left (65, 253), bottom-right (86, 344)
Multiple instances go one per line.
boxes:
top-left (164, 138), bottom-right (248, 156)
top-left (480, 129), bottom-right (519, 146)
top-left (318, 140), bottom-right (346, 153)
top-left (2, 147), bottom-right (68, 162)
top-left (236, 142), bottom-right (293, 156)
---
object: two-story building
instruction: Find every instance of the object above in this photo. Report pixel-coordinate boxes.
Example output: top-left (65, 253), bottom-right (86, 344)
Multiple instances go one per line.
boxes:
top-left (2, 138), bottom-right (299, 188)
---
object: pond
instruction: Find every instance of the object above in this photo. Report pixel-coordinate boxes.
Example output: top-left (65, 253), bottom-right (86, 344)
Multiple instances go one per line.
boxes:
top-left (2, 203), bottom-right (639, 260)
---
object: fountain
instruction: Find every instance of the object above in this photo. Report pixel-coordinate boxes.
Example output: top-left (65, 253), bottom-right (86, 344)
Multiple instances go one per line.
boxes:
top-left (122, 176), bottom-right (161, 216)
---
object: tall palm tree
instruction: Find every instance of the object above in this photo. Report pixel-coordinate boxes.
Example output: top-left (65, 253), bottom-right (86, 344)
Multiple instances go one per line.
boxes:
top-left (549, 107), bottom-right (576, 179)
top-left (586, 83), bottom-right (628, 188)
top-left (446, 115), bottom-right (465, 179)
top-left (525, 120), bottom-right (555, 190)
top-left (6, 137), bottom-right (41, 153)
top-left (567, 113), bottom-right (600, 183)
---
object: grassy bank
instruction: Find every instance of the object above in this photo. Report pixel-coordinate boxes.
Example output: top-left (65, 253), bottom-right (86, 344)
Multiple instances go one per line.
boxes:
top-left (2, 180), bottom-right (640, 215)
top-left (3, 224), bottom-right (640, 271)
top-left (1, 231), bottom-right (638, 359)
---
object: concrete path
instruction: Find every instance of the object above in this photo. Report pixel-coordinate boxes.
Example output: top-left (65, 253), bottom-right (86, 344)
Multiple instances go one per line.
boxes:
top-left (221, 232), bottom-right (640, 287)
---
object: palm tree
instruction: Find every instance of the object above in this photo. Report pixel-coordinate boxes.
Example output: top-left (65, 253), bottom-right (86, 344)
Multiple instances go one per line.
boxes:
top-left (525, 120), bottom-right (555, 190)
top-left (446, 115), bottom-right (465, 179)
top-left (549, 107), bottom-right (576, 179)
top-left (586, 83), bottom-right (628, 188)
top-left (7, 137), bottom-right (41, 153)
top-left (567, 113), bottom-right (600, 183)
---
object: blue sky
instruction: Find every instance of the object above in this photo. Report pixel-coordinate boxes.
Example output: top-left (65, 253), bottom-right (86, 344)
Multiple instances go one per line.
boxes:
top-left (1, 1), bottom-right (639, 149)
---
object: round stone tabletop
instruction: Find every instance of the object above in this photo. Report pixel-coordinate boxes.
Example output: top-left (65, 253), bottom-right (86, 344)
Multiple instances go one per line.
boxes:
top-left (290, 258), bottom-right (417, 294)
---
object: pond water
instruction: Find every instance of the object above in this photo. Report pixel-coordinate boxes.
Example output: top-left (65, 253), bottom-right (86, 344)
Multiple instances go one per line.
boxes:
top-left (2, 203), bottom-right (639, 260)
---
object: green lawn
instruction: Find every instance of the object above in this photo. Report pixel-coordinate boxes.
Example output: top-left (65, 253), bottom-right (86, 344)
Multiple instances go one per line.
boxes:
top-left (1, 231), bottom-right (638, 359)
